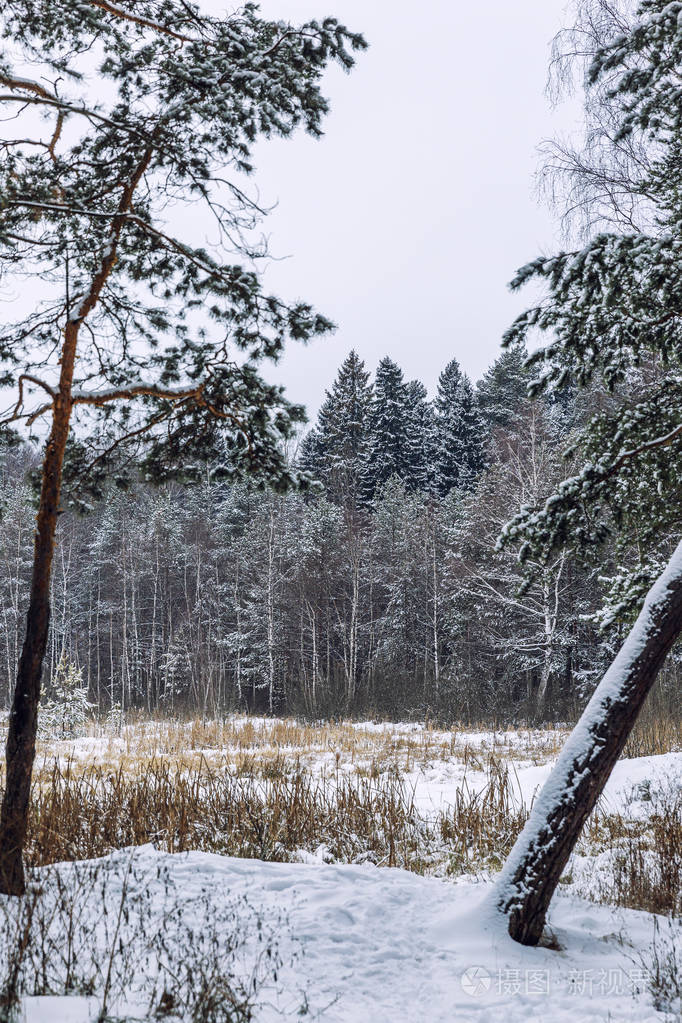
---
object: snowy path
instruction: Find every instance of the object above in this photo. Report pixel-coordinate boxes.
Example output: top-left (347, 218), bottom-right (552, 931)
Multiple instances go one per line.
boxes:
top-left (23, 847), bottom-right (671, 1022)
top-left (218, 855), bottom-right (668, 1022)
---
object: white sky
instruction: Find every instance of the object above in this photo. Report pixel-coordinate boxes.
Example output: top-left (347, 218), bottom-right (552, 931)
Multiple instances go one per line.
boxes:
top-left (2, 1), bottom-right (582, 423)
top-left (242, 0), bottom-right (581, 416)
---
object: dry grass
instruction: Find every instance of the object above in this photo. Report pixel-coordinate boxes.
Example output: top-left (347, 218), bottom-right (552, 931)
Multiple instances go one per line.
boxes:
top-left (0, 711), bottom-right (679, 915)
top-left (14, 715), bottom-right (566, 879)
top-left (624, 712), bottom-right (682, 758)
top-left (26, 714), bottom-right (571, 783)
top-left (638, 916), bottom-right (682, 1016)
top-left (21, 755), bottom-right (528, 877)
top-left (439, 756), bottom-right (529, 873)
top-left (19, 742), bottom-right (680, 916)
top-left (581, 781), bottom-right (682, 917)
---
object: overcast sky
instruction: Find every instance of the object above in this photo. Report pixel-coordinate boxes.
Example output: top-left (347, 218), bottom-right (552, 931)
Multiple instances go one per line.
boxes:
top-left (235, 0), bottom-right (581, 418)
top-left (3, 1), bottom-right (582, 423)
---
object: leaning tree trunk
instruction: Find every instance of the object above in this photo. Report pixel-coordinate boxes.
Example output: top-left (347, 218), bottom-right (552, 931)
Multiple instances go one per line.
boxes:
top-left (0, 324), bottom-right (78, 895)
top-left (494, 539), bottom-right (682, 946)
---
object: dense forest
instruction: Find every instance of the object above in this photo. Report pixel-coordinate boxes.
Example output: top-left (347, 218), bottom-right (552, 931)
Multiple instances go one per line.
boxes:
top-left (1, 345), bottom-right (678, 723)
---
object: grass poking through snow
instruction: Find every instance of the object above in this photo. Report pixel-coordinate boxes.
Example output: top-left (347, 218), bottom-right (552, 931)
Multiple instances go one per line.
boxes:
top-left (0, 712), bottom-right (679, 916)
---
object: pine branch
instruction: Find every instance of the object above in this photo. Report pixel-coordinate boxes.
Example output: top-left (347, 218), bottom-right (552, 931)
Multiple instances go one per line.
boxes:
top-left (85, 0), bottom-right (197, 43)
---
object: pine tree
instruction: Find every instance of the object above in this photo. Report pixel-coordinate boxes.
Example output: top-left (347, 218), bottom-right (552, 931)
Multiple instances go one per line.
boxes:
top-left (39, 655), bottom-right (92, 740)
top-left (0, 0), bottom-right (366, 895)
top-left (297, 428), bottom-right (324, 484)
top-left (405, 380), bottom-right (437, 493)
top-left (433, 359), bottom-right (487, 496)
top-left (476, 347), bottom-right (530, 432)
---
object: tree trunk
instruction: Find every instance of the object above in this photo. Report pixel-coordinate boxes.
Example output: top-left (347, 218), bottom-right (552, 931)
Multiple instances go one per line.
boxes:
top-left (536, 639), bottom-right (552, 721)
top-left (495, 539), bottom-right (682, 945)
top-left (432, 532), bottom-right (440, 695)
top-left (0, 323), bottom-right (78, 895)
top-left (0, 151), bottom-right (151, 896)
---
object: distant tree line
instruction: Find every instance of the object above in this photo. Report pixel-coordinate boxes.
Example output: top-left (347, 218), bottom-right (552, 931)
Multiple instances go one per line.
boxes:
top-left (0, 348), bottom-right (679, 723)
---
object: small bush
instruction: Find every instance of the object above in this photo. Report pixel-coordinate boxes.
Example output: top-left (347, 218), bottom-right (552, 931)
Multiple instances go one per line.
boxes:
top-left (38, 656), bottom-right (92, 741)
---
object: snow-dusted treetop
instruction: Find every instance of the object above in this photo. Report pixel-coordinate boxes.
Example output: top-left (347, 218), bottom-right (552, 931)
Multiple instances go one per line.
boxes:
top-left (0, 0), bottom-right (366, 505)
top-left (500, 0), bottom-right (682, 612)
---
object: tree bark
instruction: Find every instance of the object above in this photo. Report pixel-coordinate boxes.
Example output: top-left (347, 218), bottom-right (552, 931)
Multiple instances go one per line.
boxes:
top-left (495, 539), bottom-right (682, 945)
top-left (0, 150), bottom-right (152, 895)
top-left (0, 324), bottom-right (78, 894)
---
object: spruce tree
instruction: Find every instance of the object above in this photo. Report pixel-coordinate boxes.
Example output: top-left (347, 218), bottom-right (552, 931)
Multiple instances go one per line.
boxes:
top-left (297, 427), bottom-right (325, 484)
top-left (405, 379), bottom-right (437, 493)
top-left (0, 0), bottom-right (365, 894)
top-left (476, 347), bottom-right (530, 432)
top-left (433, 359), bottom-right (486, 496)
top-left (363, 357), bottom-right (412, 502)
top-left (299, 350), bottom-right (373, 507)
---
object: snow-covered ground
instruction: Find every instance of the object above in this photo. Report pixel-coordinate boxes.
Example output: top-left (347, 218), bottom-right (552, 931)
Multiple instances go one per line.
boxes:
top-left (9, 717), bottom-right (682, 1021)
top-left (17, 846), bottom-right (676, 1023)
top-left (404, 748), bottom-right (682, 820)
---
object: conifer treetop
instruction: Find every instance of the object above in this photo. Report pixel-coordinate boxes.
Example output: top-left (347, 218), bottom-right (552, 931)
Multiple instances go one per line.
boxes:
top-left (363, 356), bottom-right (413, 502)
top-left (433, 358), bottom-right (486, 496)
top-left (0, 0), bottom-right (366, 505)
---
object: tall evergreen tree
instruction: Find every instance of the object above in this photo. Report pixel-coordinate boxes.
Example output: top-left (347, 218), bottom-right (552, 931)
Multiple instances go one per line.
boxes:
top-left (299, 351), bottom-right (373, 507)
top-left (433, 359), bottom-right (487, 496)
top-left (363, 357), bottom-right (412, 502)
top-left (405, 379), bottom-right (437, 493)
top-left (476, 347), bottom-right (530, 432)
top-left (297, 427), bottom-right (324, 484)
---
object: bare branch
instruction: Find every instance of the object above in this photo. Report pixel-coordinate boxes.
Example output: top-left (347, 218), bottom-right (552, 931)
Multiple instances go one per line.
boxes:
top-left (4, 374), bottom-right (56, 427)
top-left (71, 382), bottom-right (202, 406)
top-left (21, 373), bottom-right (56, 399)
top-left (48, 112), bottom-right (64, 161)
top-left (0, 93), bottom-right (150, 145)
top-left (85, 0), bottom-right (196, 43)
top-left (0, 75), bottom-right (58, 101)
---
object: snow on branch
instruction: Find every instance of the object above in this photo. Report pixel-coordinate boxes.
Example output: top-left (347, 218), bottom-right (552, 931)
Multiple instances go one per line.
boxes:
top-left (85, 0), bottom-right (196, 43)
top-left (0, 75), bottom-right (59, 101)
top-left (493, 537), bottom-right (682, 917)
top-left (611, 423), bottom-right (682, 472)
top-left (71, 383), bottom-right (203, 405)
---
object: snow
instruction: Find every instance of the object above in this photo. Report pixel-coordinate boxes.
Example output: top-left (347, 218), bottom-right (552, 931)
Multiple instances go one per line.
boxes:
top-left (405, 750), bottom-right (682, 822)
top-left (10, 716), bottom-right (682, 1021)
top-left (17, 846), bottom-right (671, 1022)
top-left (39, 718), bottom-right (682, 827)
top-left (494, 539), bottom-right (682, 914)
